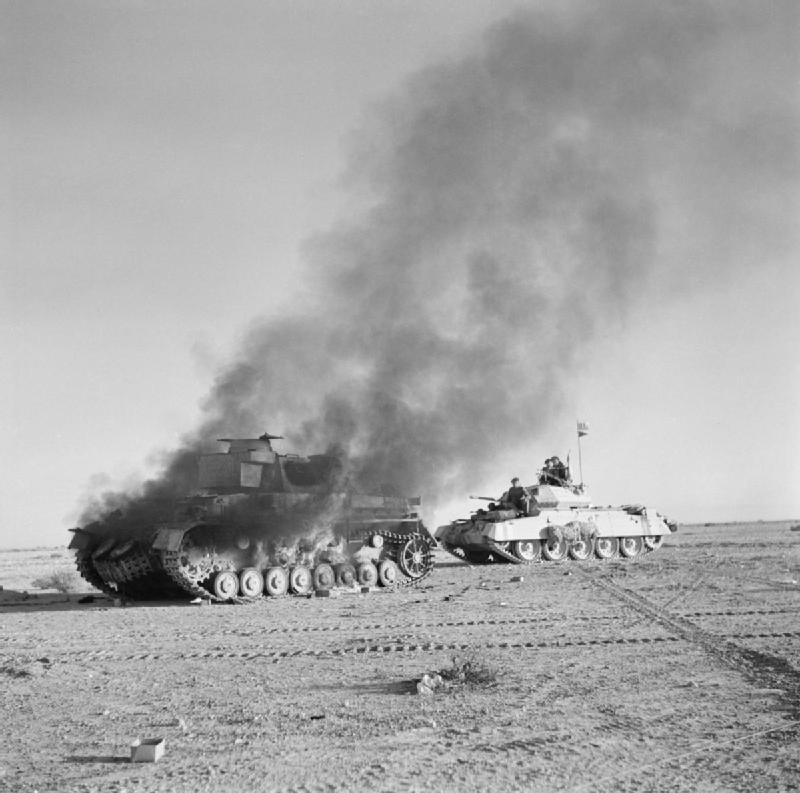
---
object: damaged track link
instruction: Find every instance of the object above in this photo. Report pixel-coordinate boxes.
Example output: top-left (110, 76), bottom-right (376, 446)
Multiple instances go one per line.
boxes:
top-left (580, 567), bottom-right (800, 724)
top-left (97, 529), bottom-right (435, 603)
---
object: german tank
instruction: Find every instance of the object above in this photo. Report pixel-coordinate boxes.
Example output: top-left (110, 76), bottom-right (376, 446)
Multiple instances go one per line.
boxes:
top-left (436, 461), bottom-right (677, 565)
top-left (70, 433), bottom-right (435, 600)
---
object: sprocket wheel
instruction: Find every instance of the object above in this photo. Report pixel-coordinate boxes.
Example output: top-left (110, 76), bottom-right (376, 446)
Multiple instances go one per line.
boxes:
top-left (398, 536), bottom-right (431, 578)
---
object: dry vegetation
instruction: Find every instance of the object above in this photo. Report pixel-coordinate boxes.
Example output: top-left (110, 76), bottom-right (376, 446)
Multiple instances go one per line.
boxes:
top-left (0, 521), bottom-right (798, 793)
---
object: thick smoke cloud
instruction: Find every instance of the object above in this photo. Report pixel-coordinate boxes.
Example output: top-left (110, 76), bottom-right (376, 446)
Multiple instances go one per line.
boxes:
top-left (81, 0), bottom-right (798, 522)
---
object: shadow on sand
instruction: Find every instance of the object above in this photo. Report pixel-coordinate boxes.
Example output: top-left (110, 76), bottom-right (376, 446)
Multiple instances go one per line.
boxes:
top-left (0, 590), bottom-right (203, 614)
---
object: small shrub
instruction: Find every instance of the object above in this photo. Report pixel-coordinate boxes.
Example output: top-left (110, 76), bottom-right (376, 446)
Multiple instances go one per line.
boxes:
top-left (31, 569), bottom-right (78, 594)
top-left (438, 653), bottom-right (499, 688)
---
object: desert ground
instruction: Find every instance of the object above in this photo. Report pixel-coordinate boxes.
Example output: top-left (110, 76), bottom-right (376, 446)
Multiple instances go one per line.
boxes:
top-left (1, 521), bottom-right (798, 793)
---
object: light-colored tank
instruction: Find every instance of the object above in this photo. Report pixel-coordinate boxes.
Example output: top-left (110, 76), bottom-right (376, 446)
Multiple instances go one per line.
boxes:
top-left (435, 479), bottom-right (677, 564)
top-left (70, 433), bottom-right (435, 601)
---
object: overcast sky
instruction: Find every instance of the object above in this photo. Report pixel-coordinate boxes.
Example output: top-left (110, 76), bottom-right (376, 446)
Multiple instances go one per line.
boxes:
top-left (2, 1), bottom-right (798, 548)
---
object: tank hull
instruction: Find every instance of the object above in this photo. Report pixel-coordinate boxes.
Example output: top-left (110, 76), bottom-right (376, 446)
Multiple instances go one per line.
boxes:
top-left (70, 436), bottom-right (435, 600)
top-left (436, 486), bottom-right (677, 564)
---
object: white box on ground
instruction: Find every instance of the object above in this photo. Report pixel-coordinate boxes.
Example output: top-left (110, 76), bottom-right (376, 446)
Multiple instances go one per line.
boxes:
top-left (130, 737), bottom-right (165, 762)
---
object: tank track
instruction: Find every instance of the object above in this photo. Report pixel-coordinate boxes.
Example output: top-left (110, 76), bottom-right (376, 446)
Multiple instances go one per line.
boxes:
top-left (158, 528), bottom-right (434, 601)
top-left (75, 551), bottom-right (119, 598)
top-left (440, 538), bottom-right (662, 566)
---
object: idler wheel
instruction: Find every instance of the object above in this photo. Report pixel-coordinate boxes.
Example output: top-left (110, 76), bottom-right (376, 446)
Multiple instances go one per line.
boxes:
top-left (212, 571), bottom-right (239, 600)
top-left (377, 559), bottom-right (398, 587)
top-left (568, 537), bottom-right (594, 561)
top-left (644, 535), bottom-right (664, 552)
top-left (398, 536), bottom-right (429, 578)
top-left (356, 562), bottom-right (378, 588)
top-left (239, 568), bottom-right (264, 598)
top-left (313, 563), bottom-right (335, 590)
top-left (335, 563), bottom-right (357, 587)
top-left (511, 540), bottom-right (540, 562)
top-left (619, 536), bottom-right (644, 559)
top-left (594, 537), bottom-right (619, 559)
top-left (264, 566), bottom-right (289, 596)
top-left (541, 538), bottom-right (568, 562)
top-left (289, 565), bottom-right (313, 595)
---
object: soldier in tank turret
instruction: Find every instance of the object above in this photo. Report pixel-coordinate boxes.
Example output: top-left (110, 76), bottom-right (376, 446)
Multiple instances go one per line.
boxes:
top-left (539, 457), bottom-right (569, 486)
top-left (500, 477), bottom-right (529, 514)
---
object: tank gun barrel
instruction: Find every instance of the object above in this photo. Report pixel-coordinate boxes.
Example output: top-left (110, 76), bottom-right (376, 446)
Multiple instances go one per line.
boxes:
top-left (469, 495), bottom-right (497, 501)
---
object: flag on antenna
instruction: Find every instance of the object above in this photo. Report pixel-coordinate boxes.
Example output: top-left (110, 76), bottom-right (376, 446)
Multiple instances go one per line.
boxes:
top-left (577, 421), bottom-right (589, 437)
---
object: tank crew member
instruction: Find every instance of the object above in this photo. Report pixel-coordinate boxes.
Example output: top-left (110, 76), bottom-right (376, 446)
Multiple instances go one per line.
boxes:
top-left (539, 458), bottom-right (555, 486)
top-left (550, 456), bottom-right (569, 485)
top-left (502, 477), bottom-right (528, 514)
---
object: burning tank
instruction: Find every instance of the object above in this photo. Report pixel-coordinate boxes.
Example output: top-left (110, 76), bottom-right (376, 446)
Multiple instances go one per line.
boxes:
top-left (435, 461), bottom-right (677, 565)
top-left (70, 433), bottom-right (435, 600)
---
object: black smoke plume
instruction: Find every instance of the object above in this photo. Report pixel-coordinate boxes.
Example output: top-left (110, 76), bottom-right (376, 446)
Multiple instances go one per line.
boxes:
top-left (80, 1), bottom-right (798, 524)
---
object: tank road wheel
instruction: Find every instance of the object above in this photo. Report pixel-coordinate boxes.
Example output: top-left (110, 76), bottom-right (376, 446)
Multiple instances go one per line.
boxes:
top-left (398, 536), bottom-right (430, 579)
top-left (289, 565), bottom-right (313, 595)
top-left (264, 566), bottom-right (289, 596)
top-left (212, 571), bottom-right (239, 600)
top-left (595, 537), bottom-right (619, 560)
top-left (541, 538), bottom-right (568, 562)
top-left (356, 562), bottom-right (379, 588)
top-left (511, 540), bottom-right (541, 562)
top-left (335, 563), bottom-right (357, 587)
top-left (568, 537), bottom-right (594, 561)
top-left (377, 559), bottom-right (399, 587)
top-left (239, 568), bottom-right (264, 598)
top-left (644, 535), bottom-right (664, 552)
top-left (313, 563), bottom-right (335, 591)
top-left (619, 536), bottom-right (644, 559)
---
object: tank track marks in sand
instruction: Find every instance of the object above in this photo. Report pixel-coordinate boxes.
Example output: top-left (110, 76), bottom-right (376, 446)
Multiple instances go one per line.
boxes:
top-left (159, 528), bottom-right (434, 602)
top-left (580, 568), bottom-right (800, 723)
top-left (39, 630), bottom-right (800, 665)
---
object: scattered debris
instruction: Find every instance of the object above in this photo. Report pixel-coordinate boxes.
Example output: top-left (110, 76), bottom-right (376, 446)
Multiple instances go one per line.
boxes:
top-left (130, 738), bottom-right (165, 763)
top-left (415, 654), bottom-right (499, 695)
top-left (416, 673), bottom-right (445, 695)
top-left (189, 597), bottom-right (209, 605)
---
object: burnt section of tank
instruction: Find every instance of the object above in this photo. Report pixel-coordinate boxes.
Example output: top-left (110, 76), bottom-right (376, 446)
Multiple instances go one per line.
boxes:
top-left (71, 434), bottom-right (435, 601)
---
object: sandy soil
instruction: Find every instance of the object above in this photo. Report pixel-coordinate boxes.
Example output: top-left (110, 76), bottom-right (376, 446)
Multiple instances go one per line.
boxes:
top-left (1, 521), bottom-right (798, 793)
